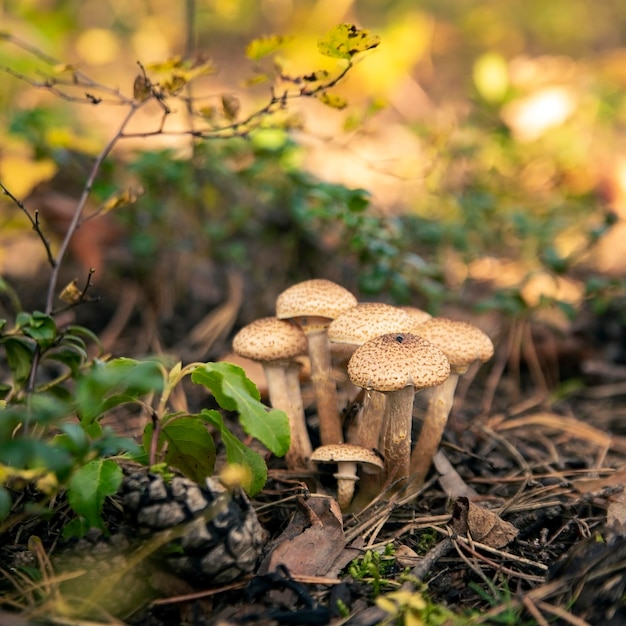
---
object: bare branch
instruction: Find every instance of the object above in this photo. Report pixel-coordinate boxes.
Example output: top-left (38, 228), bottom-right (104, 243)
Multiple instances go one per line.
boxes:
top-left (44, 102), bottom-right (144, 314)
top-left (0, 181), bottom-right (56, 267)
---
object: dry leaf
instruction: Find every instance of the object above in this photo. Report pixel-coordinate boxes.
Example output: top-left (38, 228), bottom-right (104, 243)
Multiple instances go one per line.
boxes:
top-left (607, 492), bottom-right (626, 533)
top-left (573, 467), bottom-right (626, 494)
top-left (133, 74), bottom-right (151, 102)
top-left (395, 544), bottom-right (421, 568)
top-left (451, 497), bottom-right (519, 548)
top-left (260, 496), bottom-right (346, 577)
top-left (221, 94), bottom-right (240, 121)
top-left (433, 450), bottom-right (478, 499)
top-left (59, 279), bottom-right (83, 304)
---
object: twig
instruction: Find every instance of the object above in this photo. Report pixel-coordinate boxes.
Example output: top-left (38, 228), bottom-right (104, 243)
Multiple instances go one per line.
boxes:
top-left (454, 535), bottom-right (545, 582)
top-left (43, 102), bottom-right (143, 314)
top-left (535, 600), bottom-right (591, 626)
top-left (521, 595), bottom-right (551, 626)
top-left (0, 181), bottom-right (56, 267)
top-left (453, 534), bottom-right (548, 572)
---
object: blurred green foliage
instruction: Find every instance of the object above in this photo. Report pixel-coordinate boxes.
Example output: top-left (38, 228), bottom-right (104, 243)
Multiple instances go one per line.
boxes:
top-left (2, 1), bottom-right (626, 325)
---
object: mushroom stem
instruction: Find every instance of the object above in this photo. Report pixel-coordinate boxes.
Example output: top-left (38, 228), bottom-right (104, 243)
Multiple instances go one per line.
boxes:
top-left (264, 362), bottom-right (311, 471)
top-left (306, 329), bottom-right (343, 445)
top-left (349, 391), bottom-right (387, 506)
top-left (408, 373), bottom-right (459, 490)
top-left (285, 361), bottom-right (313, 463)
top-left (334, 461), bottom-right (358, 510)
top-left (354, 390), bottom-right (387, 450)
top-left (383, 385), bottom-right (416, 487)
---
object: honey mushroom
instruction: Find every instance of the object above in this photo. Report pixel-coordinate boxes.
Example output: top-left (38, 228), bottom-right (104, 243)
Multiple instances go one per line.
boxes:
top-left (347, 333), bottom-right (450, 490)
top-left (310, 443), bottom-right (384, 511)
top-left (408, 318), bottom-right (494, 492)
top-left (276, 279), bottom-right (357, 446)
top-left (232, 316), bottom-right (312, 471)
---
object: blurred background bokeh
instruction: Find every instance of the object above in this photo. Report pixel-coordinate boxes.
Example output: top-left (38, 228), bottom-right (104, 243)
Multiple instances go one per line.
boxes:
top-left (2, 0), bottom-right (626, 379)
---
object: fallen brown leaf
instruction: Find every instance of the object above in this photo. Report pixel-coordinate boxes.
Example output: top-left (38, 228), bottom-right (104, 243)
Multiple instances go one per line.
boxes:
top-left (451, 497), bottom-right (519, 548)
top-left (259, 495), bottom-right (347, 577)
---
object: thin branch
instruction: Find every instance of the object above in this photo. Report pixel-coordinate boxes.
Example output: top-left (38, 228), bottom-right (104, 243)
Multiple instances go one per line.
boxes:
top-left (0, 65), bottom-right (132, 105)
top-left (0, 181), bottom-right (56, 267)
top-left (44, 102), bottom-right (144, 313)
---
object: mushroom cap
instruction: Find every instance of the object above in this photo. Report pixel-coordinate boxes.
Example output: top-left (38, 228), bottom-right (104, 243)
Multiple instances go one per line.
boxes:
top-left (347, 332), bottom-right (450, 392)
top-left (276, 279), bottom-right (358, 322)
top-left (398, 305), bottom-right (432, 326)
top-left (411, 318), bottom-right (494, 368)
top-left (328, 303), bottom-right (414, 346)
top-left (310, 443), bottom-right (384, 468)
top-left (232, 317), bottom-right (307, 362)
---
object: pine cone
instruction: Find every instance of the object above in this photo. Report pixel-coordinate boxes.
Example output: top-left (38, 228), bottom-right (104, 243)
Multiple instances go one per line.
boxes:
top-left (120, 473), bottom-right (268, 584)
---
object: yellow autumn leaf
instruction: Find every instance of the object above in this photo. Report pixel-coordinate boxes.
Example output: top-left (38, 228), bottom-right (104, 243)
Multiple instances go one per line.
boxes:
top-left (0, 464), bottom-right (48, 486)
top-left (146, 56), bottom-right (184, 72)
top-left (100, 187), bottom-right (144, 214)
top-left (245, 35), bottom-right (293, 61)
top-left (317, 24), bottom-right (380, 60)
top-left (59, 280), bottom-right (83, 305)
top-left (35, 472), bottom-right (59, 494)
top-left (315, 91), bottom-right (348, 110)
top-left (219, 463), bottom-right (253, 492)
top-left (45, 127), bottom-right (102, 155)
top-left (0, 155), bottom-right (57, 198)
top-left (162, 73), bottom-right (187, 95)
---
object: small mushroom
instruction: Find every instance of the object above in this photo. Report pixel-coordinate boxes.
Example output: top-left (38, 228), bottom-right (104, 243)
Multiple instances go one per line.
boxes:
top-left (310, 443), bottom-right (384, 511)
top-left (408, 318), bottom-right (494, 491)
top-left (347, 333), bottom-right (450, 488)
top-left (232, 317), bottom-right (312, 470)
top-left (276, 279), bottom-right (357, 446)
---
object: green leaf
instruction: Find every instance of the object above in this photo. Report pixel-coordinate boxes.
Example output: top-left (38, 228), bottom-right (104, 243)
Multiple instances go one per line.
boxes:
top-left (192, 362), bottom-right (290, 457)
top-left (317, 24), bottom-right (380, 60)
top-left (145, 417), bottom-right (215, 484)
top-left (67, 459), bottom-right (122, 530)
top-left (17, 311), bottom-right (56, 347)
top-left (201, 409), bottom-right (266, 496)
top-left (245, 34), bottom-right (293, 61)
top-left (1, 336), bottom-right (35, 386)
top-left (75, 358), bottom-right (164, 424)
top-left (52, 423), bottom-right (90, 457)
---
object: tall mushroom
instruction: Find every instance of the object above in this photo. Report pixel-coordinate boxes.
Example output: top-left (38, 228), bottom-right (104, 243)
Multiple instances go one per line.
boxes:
top-left (328, 303), bottom-right (416, 442)
top-left (276, 279), bottom-right (357, 446)
top-left (310, 443), bottom-right (384, 511)
top-left (408, 318), bottom-right (494, 491)
top-left (232, 317), bottom-right (312, 471)
top-left (328, 303), bottom-right (416, 504)
top-left (347, 333), bottom-right (450, 488)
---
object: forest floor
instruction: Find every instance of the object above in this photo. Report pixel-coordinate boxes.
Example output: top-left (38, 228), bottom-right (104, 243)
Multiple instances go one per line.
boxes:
top-left (1, 278), bottom-right (626, 626)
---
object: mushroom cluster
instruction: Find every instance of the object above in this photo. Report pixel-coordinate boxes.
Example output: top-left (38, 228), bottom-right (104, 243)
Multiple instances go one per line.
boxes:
top-left (231, 279), bottom-right (494, 511)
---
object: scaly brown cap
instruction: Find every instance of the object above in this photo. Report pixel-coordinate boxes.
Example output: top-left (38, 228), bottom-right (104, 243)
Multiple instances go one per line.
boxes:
top-left (398, 305), bottom-right (432, 326)
top-left (310, 443), bottom-right (384, 468)
top-left (411, 318), bottom-right (494, 368)
top-left (276, 279), bottom-right (358, 324)
top-left (347, 333), bottom-right (450, 392)
top-left (232, 317), bottom-right (307, 362)
top-left (328, 303), bottom-right (414, 346)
